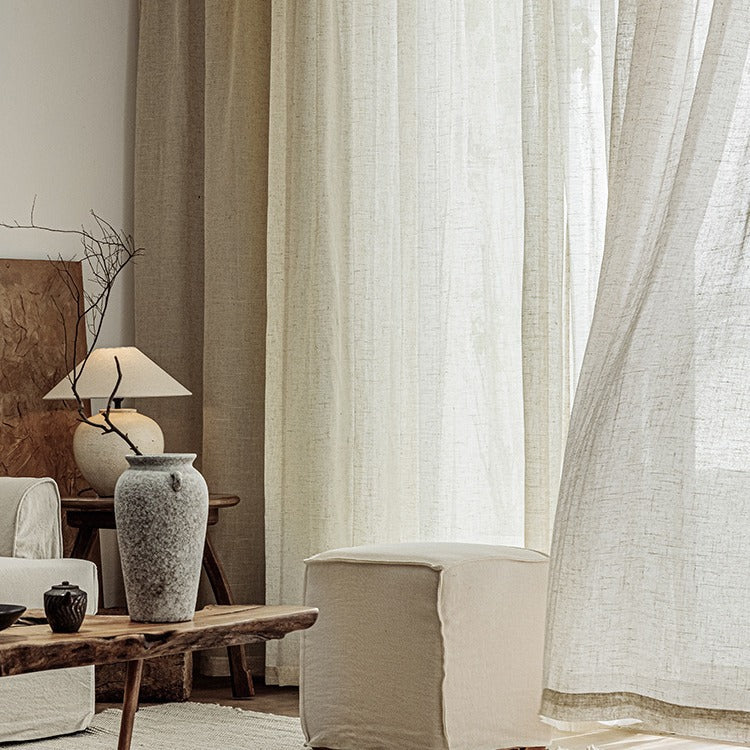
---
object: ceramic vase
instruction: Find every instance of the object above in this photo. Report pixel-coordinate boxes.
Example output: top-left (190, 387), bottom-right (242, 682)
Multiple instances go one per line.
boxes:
top-left (114, 453), bottom-right (208, 622)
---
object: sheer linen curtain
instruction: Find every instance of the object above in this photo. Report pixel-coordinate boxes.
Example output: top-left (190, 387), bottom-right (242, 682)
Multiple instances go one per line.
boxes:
top-left (543, 0), bottom-right (750, 742)
top-left (266, 1), bottom-right (608, 684)
top-left (522, 0), bottom-right (613, 549)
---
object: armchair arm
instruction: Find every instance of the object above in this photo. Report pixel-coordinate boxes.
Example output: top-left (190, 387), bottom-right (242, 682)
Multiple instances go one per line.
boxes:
top-left (0, 478), bottom-right (62, 559)
top-left (0, 557), bottom-right (98, 613)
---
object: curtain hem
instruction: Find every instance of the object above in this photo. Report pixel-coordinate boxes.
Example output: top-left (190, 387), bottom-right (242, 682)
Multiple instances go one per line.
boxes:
top-left (541, 689), bottom-right (750, 744)
top-left (265, 665), bottom-right (300, 687)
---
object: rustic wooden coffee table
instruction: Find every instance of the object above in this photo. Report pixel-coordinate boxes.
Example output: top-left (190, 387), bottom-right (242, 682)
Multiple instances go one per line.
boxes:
top-left (0, 604), bottom-right (317, 750)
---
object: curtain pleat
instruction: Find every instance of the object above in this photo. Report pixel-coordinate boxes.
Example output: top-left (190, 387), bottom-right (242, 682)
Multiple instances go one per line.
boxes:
top-left (202, 0), bottom-right (269, 657)
top-left (521, 0), bottom-right (611, 551)
top-left (134, 0), bottom-right (270, 675)
top-left (522, 0), bottom-right (569, 553)
top-left (134, 0), bottom-right (206, 456)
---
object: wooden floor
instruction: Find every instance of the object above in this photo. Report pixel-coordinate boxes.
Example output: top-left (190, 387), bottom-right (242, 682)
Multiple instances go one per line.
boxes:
top-left (97, 674), bottom-right (300, 718)
top-left (191, 675), bottom-right (300, 717)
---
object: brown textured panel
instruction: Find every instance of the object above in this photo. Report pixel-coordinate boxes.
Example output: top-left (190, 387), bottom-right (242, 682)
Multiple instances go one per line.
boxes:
top-left (0, 258), bottom-right (88, 497)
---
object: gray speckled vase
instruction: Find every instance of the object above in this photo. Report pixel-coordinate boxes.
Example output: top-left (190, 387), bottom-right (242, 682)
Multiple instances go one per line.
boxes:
top-left (114, 454), bottom-right (208, 622)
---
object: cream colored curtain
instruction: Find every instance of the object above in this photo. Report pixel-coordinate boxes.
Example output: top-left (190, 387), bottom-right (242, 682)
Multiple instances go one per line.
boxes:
top-left (543, 0), bottom-right (750, 742)
top-left (134, 0), bottom-right (270, 675)
top-left (522, 0), bottom-right (613, 549)
top-left (265, 0), bottom-right (609, 684)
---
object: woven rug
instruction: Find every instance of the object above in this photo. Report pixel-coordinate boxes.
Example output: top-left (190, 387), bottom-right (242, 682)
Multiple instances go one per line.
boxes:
top-left (15, 703), bottom-right (307, 749)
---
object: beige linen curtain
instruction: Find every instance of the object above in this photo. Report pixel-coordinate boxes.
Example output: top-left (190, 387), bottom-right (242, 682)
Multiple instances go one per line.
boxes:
top-left (134, 0), bottom-right (270, 674)
top-left (522, 0), bottom-right (614, 549)
top-left (543, 0), bottom-right (750, 742)
top-left (265, 0), bottom-right (609, 684)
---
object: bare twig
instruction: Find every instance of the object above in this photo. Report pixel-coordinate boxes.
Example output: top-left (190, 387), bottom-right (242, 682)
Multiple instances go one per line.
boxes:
top-left (71, 355), bottom-right (142, 455)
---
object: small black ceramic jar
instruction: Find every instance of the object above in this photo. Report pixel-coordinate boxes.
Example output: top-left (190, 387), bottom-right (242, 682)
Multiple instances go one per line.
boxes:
top-left (43, 581), bottom-right (87, 633)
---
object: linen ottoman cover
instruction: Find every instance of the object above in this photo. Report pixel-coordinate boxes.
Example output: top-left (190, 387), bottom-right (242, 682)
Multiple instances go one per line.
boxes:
top-left (301, 542), bottom-right (551, 750)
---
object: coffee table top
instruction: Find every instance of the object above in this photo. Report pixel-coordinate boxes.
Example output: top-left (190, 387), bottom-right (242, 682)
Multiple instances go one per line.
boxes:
top-left (0, 604), bottom-right (317, 677)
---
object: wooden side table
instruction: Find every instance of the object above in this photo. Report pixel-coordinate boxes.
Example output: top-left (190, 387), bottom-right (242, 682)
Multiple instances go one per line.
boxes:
top-left (61, 494), bottom-right (255, 698)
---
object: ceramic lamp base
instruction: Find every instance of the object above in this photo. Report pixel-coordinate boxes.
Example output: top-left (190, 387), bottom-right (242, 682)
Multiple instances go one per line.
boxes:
top-left (73, 409), bottom-right (164, 496)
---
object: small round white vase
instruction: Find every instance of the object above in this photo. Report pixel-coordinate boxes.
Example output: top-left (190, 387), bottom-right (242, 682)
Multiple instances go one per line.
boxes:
top-left (114, 453), bottom-right (208, 622)
top-left (73, 409), bottom-right (164, 496)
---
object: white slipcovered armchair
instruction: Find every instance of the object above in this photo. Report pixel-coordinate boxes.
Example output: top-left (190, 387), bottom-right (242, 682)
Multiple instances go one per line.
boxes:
top-left (0, 477), bottom-right (98, 742)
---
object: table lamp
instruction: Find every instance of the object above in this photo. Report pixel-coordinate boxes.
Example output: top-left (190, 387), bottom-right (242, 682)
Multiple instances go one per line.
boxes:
top-left (44, 346), bottom-right (191, 496)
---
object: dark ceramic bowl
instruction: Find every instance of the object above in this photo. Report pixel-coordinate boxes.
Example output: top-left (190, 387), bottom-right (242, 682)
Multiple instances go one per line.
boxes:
top-left (0, 604), bottom-right (26, 631)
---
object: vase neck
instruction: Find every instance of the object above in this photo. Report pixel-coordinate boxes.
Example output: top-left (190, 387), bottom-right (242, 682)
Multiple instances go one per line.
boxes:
top-left (124, 453), bottom-right (197, 470)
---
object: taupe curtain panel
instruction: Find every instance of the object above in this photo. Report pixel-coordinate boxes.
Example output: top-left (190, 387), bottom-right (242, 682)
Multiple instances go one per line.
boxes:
top-left (133, 0), bottom-right (270, 674)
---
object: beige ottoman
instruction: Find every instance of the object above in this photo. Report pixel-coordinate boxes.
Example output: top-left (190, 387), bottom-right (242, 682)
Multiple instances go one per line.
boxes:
top-left (301, 543), bottom-right (551, 750)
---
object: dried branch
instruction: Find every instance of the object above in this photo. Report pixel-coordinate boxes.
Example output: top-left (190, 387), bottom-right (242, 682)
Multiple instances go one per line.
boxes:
top-left (72, 355), bottom-right (142, 455)
top-left (1, 201), bottom-right (143, 454)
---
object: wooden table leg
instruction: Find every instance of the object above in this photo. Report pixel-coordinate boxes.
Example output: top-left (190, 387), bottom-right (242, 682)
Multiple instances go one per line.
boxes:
top-left (118, 659), bottom-right (144, 750)
top-left (69, 527), bottom-right (105, 607)
top-left (203, 534), bottom-right (255, 698)
top-left (70, 526), bottom-right (99, 560)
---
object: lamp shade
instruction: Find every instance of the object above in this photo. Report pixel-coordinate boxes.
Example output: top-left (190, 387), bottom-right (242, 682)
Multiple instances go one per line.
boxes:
top-left (43, 346), bottom-right (191, 400)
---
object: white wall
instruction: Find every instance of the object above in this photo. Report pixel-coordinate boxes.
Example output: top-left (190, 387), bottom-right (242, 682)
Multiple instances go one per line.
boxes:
top-left (0, 0), bottom-right (138, 346)
top-left (1, 0), bottom-right (138, 607)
